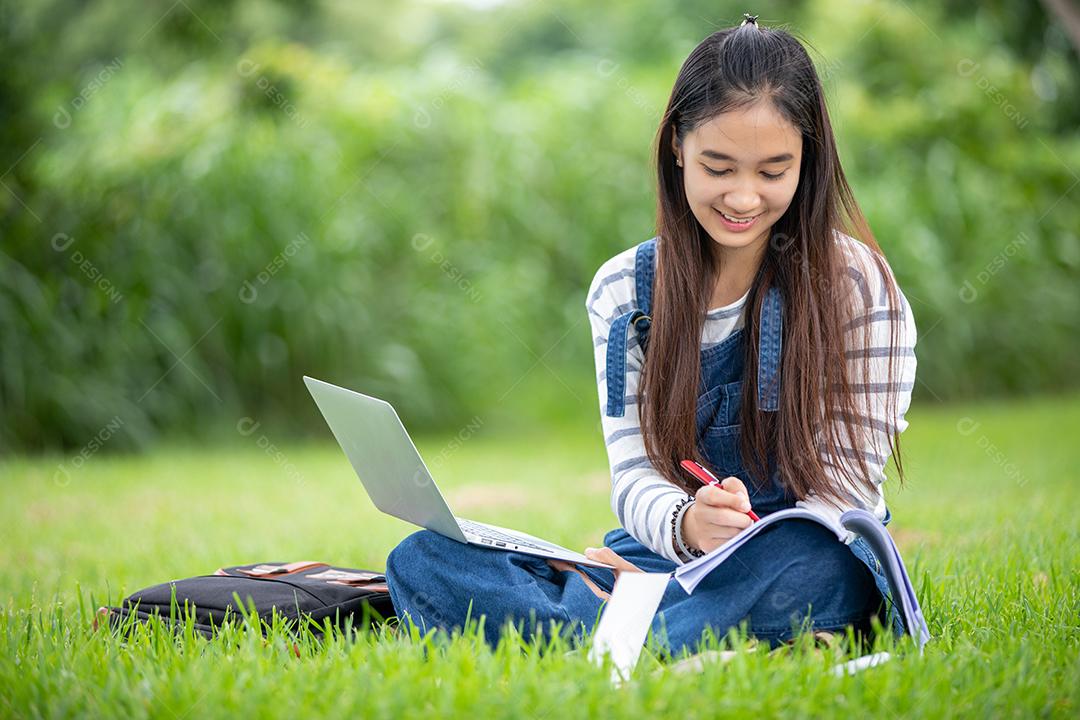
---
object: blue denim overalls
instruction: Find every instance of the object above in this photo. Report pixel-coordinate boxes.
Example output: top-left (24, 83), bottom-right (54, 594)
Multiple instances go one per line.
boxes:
top-left (599, 237), bottom-right (904, 639)
top-left (385, 237), bottom-right (903, 656)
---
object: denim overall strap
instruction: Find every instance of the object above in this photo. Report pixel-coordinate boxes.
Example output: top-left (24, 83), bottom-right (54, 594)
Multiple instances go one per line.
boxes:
top-left (604, 239), bottom-right (657, 418)
top-left (757, 285), bottom-right (783, 412)
top-left (635, 237), bottom-right (656, 317)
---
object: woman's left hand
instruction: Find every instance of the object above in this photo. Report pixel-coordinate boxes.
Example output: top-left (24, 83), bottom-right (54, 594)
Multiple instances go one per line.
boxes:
top-left (583, 546), bottom-right (643, 578)
top-left (545, 547), bottom-right (643, 601)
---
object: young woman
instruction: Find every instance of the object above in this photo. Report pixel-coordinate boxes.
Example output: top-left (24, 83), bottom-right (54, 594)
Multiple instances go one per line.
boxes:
top-left (386, 16), bottom-right (917, 658)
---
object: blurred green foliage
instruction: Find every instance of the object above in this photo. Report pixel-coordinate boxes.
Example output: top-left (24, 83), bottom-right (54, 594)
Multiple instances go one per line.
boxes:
top-left (1, 0), bottom-right (1077, 452)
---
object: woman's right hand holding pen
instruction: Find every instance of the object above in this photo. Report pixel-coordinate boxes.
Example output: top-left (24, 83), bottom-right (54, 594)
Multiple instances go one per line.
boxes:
top-left (682, 476), bottom-right (755, 554)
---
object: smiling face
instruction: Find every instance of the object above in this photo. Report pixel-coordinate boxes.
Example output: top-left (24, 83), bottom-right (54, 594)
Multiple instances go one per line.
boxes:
top-left (672, 101), bottom-right (803, 261)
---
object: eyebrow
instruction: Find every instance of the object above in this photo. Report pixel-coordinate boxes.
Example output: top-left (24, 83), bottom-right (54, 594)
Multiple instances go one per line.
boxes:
top-left (699, 150), bottom-right (794, 164)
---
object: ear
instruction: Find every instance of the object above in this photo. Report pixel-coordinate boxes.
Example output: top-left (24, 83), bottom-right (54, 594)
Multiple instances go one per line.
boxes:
top-left (670, 130), bottom-right (683, 167)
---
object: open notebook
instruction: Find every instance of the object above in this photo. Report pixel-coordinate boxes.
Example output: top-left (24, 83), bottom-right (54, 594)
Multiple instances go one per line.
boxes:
top-left (589, 507), bottom-right (930, 682)
top-left (676, 507), bottom-right (930, 647)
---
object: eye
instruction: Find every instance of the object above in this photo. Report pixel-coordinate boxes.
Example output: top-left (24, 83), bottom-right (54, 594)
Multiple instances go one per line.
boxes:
top-left (702, 166), bottom-right (730, 177)
top-left (761, 171), bottom-right (787, 181)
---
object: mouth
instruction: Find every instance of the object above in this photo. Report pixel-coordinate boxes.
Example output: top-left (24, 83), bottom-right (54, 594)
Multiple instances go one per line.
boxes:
top-left (713, 208), bottom-right (764, 230)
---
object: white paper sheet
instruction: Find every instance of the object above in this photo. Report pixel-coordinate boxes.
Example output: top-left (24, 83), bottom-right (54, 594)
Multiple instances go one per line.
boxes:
top-left (587, 571), bottom-right (671, 683)
top-left (832, 651), bottom-right (892, 676)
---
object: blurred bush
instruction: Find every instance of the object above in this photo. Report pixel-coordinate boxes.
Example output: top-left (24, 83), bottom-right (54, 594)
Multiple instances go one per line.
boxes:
top-left (0, 0), bottom-right (1077, 452)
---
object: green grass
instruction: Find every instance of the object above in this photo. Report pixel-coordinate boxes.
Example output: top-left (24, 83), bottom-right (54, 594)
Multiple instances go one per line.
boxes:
top-left (2, 394), bottom-right (1079, 718)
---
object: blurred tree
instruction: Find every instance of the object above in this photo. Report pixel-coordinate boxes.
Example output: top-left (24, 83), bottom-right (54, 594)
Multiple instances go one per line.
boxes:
top-left (0, 0), bottom-right (1076, 452)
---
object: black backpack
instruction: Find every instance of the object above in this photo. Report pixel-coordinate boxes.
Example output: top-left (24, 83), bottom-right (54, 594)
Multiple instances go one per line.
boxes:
top-left (97, 561), bottom-right (396, 639)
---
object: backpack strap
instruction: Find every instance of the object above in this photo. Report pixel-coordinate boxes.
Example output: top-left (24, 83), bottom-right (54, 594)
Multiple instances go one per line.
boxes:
top-left (604, 238), bottom-right (656, 417)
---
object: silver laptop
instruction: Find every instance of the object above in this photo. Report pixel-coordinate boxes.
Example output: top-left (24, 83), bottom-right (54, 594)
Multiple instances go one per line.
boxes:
top-left (304, 377), bottom-right (614, 569)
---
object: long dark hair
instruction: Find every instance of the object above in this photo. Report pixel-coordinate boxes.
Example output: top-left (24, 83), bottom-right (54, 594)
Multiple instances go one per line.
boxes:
top-left (641, 20), bottom-right (907, 507)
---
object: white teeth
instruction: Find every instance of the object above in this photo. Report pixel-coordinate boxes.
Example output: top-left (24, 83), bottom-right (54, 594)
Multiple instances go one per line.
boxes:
top-left (720, 211), bottom-right (756, 224)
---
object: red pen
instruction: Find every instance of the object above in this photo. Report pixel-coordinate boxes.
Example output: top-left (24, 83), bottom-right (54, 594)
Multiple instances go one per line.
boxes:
top-left (679, 459), bottom-right (761, 522)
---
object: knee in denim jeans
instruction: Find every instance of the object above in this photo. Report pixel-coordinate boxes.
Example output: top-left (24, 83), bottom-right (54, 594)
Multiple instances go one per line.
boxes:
top-left (750, 550), bottom-right (877, 633)
top-left (387, 528), bottom-right (431, 567)
top-left (387, 530), bottom-right (457, 590)
top-left (386, 531), bottom-right (463, 634)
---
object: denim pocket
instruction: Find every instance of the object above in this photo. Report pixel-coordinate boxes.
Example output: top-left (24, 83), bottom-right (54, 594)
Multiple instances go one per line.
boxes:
top-left (701, 423), bottom-right (744, 476)
top-left (698, 380), bottom-right (744, 475)
top-left (695, 384), bottom-right (724, 429)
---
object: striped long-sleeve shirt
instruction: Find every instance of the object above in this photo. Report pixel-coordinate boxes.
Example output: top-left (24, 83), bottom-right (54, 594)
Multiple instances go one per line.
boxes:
top-left (585, 232), bottom-right (917, 565)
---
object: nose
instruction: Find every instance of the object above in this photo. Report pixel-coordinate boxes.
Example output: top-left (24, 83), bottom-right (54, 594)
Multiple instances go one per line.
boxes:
top-left (723, 178), bottom-right (761, 214)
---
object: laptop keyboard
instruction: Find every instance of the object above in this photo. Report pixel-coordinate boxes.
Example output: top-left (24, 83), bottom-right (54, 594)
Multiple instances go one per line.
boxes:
top-left (457, 519), bottom-right (549, 551)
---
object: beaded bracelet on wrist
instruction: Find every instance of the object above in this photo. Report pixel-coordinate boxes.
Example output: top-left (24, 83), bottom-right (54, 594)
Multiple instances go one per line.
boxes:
top-left (671, 495), bottom-right (705, 559)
